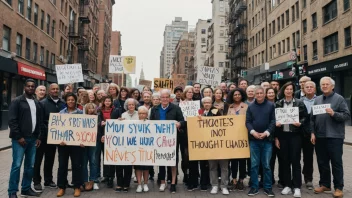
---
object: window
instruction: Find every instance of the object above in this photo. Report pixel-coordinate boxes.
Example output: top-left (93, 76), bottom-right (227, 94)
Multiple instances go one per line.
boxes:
top-left (34, 4), bottom-right (38, 25)
top-left (51, 20), bottom-right (55, 38)
top-left (344, 26), bottom-right (351, 47)
top-left (40, 10), bottom-right (44, 30)
top-left (201, 38), bottom-right (206, 43)
top-left (323, 0), bottom-right (337, 24)
top-left (313, 41), bottom-right (318, 57)
top-left (46, 14), bottom-right (50, 34)
top-left (303, 19), bottom-right (307, 33)
top-left (292, 6), bottom-right (295, 22)
top-left (185, 56), bottom-right (188, 61)
top-left (50, 0), bottom-right (56, 6)
top-left (292, 33), bottom-right (296, 48)
top-left (272, 20), bottom-right (276, 34)
top-left (312, 13), bottom-right (317, 29)
top-left (278, 17), bottom-right (280, 31)
top-left (25, 38), bottom-right (31, 60)
top-left (262, 51), bottom-right (265, 63)
top-left (286, 10), bottom-right (289, 25)
top-left (283, 40), bottom-right (285, 53)
top-left (303, 45), bottom-right (307, 61)
top-left (278, 42), bottom-right (281, 55)
top-left (18, 0), bottom-right (24, 14)
top-left (269, 24), bottom-right (271, 37)
top-left (258, 32), bottom-right (261, 44)
top-left (324, 32), bottom-right (338, 54)
top-left (5, 0), bottom-right (11, 5)
top-left (303, 0), bottom-right (306, 8)
top-left (2, 26), bottom-right (11, 51)
top-left (296, 31), bottom-right (300, 47)
top-left (40, 46), bottom-right (44, 65)
top-left (201, 29), bottom-right (206, 34)
top-left (220, 30), bottom-right (224, 37)
top-left (296, 2), bottom-right (299, 19)
top-left (273, 45), bottom-right (276, 57)
top-left (46, 50), bottom-right (49, 67)
top-left (219, 62), bottom-right (224, 67)
top-left (262, 28), bottom-right (265, 42)
top-left (61, 0), bottom-right (64, 12)
top-left (249, 21), bottom-right (251, 30)
top-left (16, 33), bottom-right (22, 56)
top-left (33, 42), bottom-right (37, 62)
top-left (51, 53), bottom-right (55, 68)
top-left (220, 45), bottom-right (224, 51)
top-left (281, 14), bottom-right (285, 29)
top-left (27, 0), bottom-right (32, 20)
top-left (344, 0), bottom-right (350, 11)
top-left (287, 37), bottom-right (290, 52)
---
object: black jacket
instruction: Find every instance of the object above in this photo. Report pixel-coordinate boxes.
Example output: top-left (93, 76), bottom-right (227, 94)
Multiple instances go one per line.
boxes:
top-left (149, 103), bottom-right (185, 127)
top-left (275, 98), bottom-right (309, 137)
top-left (294, 90), bottom-right (302, 99)
top-left (8, 94), bottom-right (43, 140)
top-left (40, 96), bottom-right (66, 141)
top-left (97, 107), bottom-right (120, 137)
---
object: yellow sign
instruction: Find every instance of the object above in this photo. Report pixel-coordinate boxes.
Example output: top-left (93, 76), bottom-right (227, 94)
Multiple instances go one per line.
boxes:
top-left (109, 56), bottom-right (136, 74)
top-left (154, 78), bottom-right (174, 91)
top-left (187, 115), bottom-right (250, 160)
top-left (123, 56), bottom-right (136, 74)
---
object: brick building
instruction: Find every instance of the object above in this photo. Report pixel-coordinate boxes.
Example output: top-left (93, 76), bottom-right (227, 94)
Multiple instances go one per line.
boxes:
top-left (110, 31), bottom-right (125, 85)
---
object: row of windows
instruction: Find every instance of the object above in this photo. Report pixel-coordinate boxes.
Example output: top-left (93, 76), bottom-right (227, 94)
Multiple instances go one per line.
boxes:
top-left (269, 37), bottom-right (291, 60)
top-left (249, 28), bottom-right (265, 50)
top-left (248, 50), bottom-right (265, 68)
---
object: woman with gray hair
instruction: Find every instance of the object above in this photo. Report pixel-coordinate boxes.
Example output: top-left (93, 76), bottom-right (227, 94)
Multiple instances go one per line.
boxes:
top-left (121, 98), bottom-right (139, 120)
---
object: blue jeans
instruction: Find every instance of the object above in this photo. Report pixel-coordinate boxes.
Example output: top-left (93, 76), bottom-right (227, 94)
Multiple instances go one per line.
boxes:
top-left (83, 146), bottom-right (98, 182)
top-left (250, 140), bottom-right (272, 190)
top-left (8, 137), bottom-right (37, 195)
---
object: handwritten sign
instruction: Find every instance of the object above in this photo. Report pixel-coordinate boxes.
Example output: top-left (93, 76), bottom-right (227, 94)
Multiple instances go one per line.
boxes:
top-left (179, 101), bottom-right (200, 120)
top-left (104, 120), bottom-right (177, 166)
top-left (47, 113), bottom-right (98, 146)
top-left (173, 78), bottom-right (186, 89)
top-left (187, 115), bottom-right (250, 160)
top-left (197, 66), bottom-right (223, 87)
top-left (139, 79), bottom-right (152, 88)
top-left (55, 64), bottom-right (84, 85)
top-left (312, 104), bottom-right (331, 115)
top-left (109, 56), bottom-right (136, 74)
top-left (154, 78), bottom-right (174, 91)
top-left (275, 107), bottom-right (299, 124)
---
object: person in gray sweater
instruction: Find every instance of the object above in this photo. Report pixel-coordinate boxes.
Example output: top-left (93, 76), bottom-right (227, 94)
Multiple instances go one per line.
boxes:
top-left (310, 77), bottom-right (350, 198)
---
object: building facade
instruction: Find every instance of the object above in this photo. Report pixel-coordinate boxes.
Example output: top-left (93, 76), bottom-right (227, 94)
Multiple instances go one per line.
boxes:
top-left (172, 32), bottom-right (195, 79)
top-left (194, 19), bottom-right (212, 81)
top-left (110, 31), bottom-right (126, 86)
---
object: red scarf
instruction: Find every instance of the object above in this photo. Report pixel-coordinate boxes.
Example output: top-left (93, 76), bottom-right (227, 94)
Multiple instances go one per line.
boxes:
top-left (102, 108), bottom-right (113, 121)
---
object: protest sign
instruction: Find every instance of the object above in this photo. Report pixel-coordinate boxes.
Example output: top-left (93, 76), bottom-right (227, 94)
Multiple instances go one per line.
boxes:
top-left (179, 100), bottom-right (200, 120)
top-left (187, 115), bottom-right (250, 160)
top-left (275, 107), bottom-right (299, 124)
top-left (139, 79), bottom-right (152, 88)
top-left (312, 104), bottom-right (331, 115)
top-left (100, 83), bottom-right (109, 92)
top-left (55, 64), bottom-right (84, 85)
top-left (153, 78), bottom-right (174, 91)
top-left (104, 120), bottom-right (177, 166)
top-left (109, 56), bottom-right (136, 74)
top-left (197, 66), bottom-right (223, 87)
top-left (173, 78), bottom-right (186, 89)
top-left (47, 113), bottom-right (98, 146)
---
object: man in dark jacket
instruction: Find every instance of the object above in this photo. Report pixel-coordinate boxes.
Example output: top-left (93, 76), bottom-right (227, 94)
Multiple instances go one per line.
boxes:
top-left (246, 86), bottom-right (276, 197)
top-left (33, 83), bottom-right (66, 192)
top-left (192, 83), bottom-right (202, 101)
top-left (8, 79), bottom-right (42, 198)
top-left (150, 89), bottom-right (185, 193)
top-left (294, 76), bottom-right (311, 99)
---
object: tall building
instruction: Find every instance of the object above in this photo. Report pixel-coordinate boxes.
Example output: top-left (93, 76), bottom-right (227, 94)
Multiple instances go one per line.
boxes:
top-left (194, 19), bottom-right (212, 81)
top-left (159, 48), bottom-right (164, 78)
top-left (110, 31), bottom-right (125, 85)
top-left (140, 64), bottom-right (145, 80)
top-left (160, 17), bottom-right (188, 78)
top-left (172, 32), bottom-right (195, 80)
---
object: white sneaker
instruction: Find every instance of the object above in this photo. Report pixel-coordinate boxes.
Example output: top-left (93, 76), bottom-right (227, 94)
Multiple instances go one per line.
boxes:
top-left (136, 185), bottom-right (143, 193)
top-left (222, 187), bottom-right (229, 195)
top-left (159, 184), bottom-right (167, 192)
top-left (293, 188), bottom-right (301, 197)
top-left (210, 186), bottom-right (218, 194)
top-left (143, 184), bottom-right (149, 192)
top-left (281, 187), bottom-right (292, 195)
top-left (93, 183), bottom-right (99, 190)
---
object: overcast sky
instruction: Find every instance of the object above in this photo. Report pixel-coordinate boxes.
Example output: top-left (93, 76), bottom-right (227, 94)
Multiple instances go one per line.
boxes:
top-left (112, 0), bottom-right (212, 86)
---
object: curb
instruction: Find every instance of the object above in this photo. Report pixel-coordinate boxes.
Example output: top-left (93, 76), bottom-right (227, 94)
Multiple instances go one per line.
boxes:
top-left (0, 145), bottom-right (11, 151)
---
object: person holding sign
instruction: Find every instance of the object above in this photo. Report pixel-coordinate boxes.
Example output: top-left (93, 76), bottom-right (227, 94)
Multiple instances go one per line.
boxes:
top-left (149, 89), bottom-right (185, 193)
top-left (225, 88), bottom-right (248, 191)
top-left (311, 77), bottom-right (350, 198)
top-left (275, 82), bottom-right (309, 198)
top-left (57, 93), bottom-right (84, 197)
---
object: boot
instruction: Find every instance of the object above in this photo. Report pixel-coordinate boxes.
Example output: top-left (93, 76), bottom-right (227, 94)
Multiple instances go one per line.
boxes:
top-left (73, 188), bottom-right (81, 197)
top-left (333, 189), bottom-right (343, 198)
top-left (57, 188), bottom-right (65, 197)
top-left (85, 181), bottom-right (93, 191)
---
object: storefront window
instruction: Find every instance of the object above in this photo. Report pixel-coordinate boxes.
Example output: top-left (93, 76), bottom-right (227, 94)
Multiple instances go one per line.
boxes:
top-left (1, 76), bottom-right (10, 110)
top-left (344, 71), bottom-right (352, 98)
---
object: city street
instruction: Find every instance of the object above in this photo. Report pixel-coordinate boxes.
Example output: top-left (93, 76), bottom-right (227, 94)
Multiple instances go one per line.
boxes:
top-left (0, 146), bottom-right (351, 198)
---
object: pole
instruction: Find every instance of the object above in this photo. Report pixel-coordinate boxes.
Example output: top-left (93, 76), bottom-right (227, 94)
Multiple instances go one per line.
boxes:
top-left (121, 71), bottom-right (124, 87)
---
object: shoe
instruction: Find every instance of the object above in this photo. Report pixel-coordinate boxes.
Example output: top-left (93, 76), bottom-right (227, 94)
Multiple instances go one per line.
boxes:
top-left (9, 192), bottom-right (18, 198)
top-left (281, 187), bottom-right (292, 195)
top-left (170, 184), bottom-right (176, 193)
top-left (306, 181), bottom-right (313, 190)
top-left (210, 186), bottom-right (218, 194)
top-left (136, 185), bottom-right (143, 193)
top-left (115, 187), bottom-right (122, 192)
top-left (237, 180), bottom-right (244, 191)
top-left (293, 188), bottom-right (301, 197)
top-left (159, 183), bottom-right (167, 192)
top-left (333, 189), bottom-right (343, 198)
top-left (44, 181), bottom-right (57, 189)
top-left (167, 179), bottom-right (171, 184)
top-left (101, 177), bottom-right (108, 183)
top-left (314, 186), bottom-right (331, 194)
top-left (134, 177), bottom-right (138, 183)
top-left (93, 183), bottom-right (99, 190)
top-left (277, 183), bottom-right (284, 189)
top-left (79, 186), bottom-right (85, 192)
top-left (247, 188), bottom-right (259, 196)
top-left (107, 178), bottom-right (113, 188)
top-left (123, 188), bottom-right (128, 193)
top-left (84, 181), bottom-right (93, 191)
top-left (200, 185), bottom-right (207, 191)
top-left (73, 188), bottom-right (81, 197)
top-left (143, 184), bottom-right (149, 192)
top-left (187, 185), bottom-right (194, 191)
top-left (264, 188), bottom-right (275, 197)
top-left (33, 183), bottom-right (43, 192)
top-left (56, 188), bottom-right (65, 197)
top-left (20, 189), bottom-right (39, 197)
top-left (222, 187), bottom-right (229, 195)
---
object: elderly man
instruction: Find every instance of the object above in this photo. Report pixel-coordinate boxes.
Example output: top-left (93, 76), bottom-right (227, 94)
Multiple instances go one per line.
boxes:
top-left (311, 77), bottom-right (350, 198)
top-left (35, 85), bottom-right (46, 101)
top-left (246, 85), bottom-right (256, 104)
top-left (261, 81), bottom-right (270, 91)
top-left (149, 89), bottom-right (185, 193)
top-left (295, 76), bottom-right (311, 99)
top-left (246, 86), bottom-right (276, 197)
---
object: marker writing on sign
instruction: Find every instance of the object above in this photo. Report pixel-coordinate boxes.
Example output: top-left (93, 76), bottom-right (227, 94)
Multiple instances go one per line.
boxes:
top-left (197, 118), bottom-right (234, 128)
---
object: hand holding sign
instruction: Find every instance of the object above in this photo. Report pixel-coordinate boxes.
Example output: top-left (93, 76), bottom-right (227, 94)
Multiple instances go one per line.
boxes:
top-left (326, 108), bottom-right (335, 116)
top-left (312, 104), bottom-right (331, 115)
top-left (275, 107), bottom-right (299, 124)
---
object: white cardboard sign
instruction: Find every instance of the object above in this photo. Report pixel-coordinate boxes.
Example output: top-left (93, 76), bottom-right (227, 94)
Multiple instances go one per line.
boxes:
top-left (312, 104), bottom-right (331, 115)
top-left (55, 64), bottom-right (84, 85)
top-left (179, 100), bottom-right (200, 120)
top-left (275, 107), bottom-right (299, 124)
top-left (197, 66), bottom-right (223, 87)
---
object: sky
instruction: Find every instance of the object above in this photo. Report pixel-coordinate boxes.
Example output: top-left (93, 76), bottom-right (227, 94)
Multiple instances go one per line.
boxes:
top-left (112, 0), bottom-right (212, 86)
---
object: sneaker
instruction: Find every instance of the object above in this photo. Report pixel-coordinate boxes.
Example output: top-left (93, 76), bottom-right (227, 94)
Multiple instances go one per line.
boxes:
top-left (123, 188), bottom-right (128, 193)
top-left (115, 187), bottom-right (122, 192)
top-left (9, 193), bottom-right (18, 198)
top-left (247, 188), bottom-right (259, 196)
top-left (93, 183), bottom-right (99, 190)
top-left (222, 187), bottom-right (229, 195)
top-left (143, 184), bottom-right (149, 192)
top-left (44, 181), bottom-right (57, 189)
top-left (33, 183), bottom-right (43, 192)
top-left (237, 181), bottom-right (244, 191)
top-left (20, 189), bottom-right (40, 197)
top-left (200, 185), bottom-right (208, 191)
top-left (306, 182), bottom-right (313, 190)
top-left (281, 187), bottom-right (292, 195)
top-left (170, 184), bottom-right (176, 194)
top-left (264, 188), bottom-right (275, 197)
top-left (314, 186), bottom-right (331, 194)
top-left (210, 186), bottom-right (218, 194)
top-left (293, 188), bottom-right (301, 197)
top-left (136, 185), bottom-right (143, 193)
top-left (187, 185), bottom-right (194, 192)
top-left (159, 184), bottom-right (167, 192)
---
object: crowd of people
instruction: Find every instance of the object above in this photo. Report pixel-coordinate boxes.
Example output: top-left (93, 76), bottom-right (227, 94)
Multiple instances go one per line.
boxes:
top-left (7, 75), bottom-right (350, 198)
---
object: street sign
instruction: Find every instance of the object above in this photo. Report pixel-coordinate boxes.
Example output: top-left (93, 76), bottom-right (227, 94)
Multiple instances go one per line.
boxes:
top-left (289, 51), bottom-right (297, 61)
